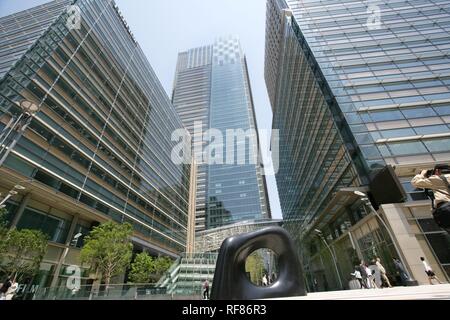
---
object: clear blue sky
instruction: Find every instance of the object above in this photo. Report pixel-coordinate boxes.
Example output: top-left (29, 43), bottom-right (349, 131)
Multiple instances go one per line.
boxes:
top-left (0, 0), bottom-right (283, 219)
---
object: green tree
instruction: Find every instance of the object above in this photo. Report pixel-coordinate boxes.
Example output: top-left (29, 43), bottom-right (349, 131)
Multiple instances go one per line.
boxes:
top-left (0, 208), bottom-right (8, 256)
top-left (80, 221), bottom-right (133, 286)
top-left (153, 256), bottom-right (172, 277)
top-left (128, 252), bottom-right (154, 284)
top-left (2, 228), bottom-right (48, 281)
top-left (245, 251), bottom-right (265, 285)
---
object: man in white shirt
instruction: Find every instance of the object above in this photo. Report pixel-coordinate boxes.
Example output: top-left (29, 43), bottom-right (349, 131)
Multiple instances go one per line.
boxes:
top-left (351, 266), bottom-right (364, 289)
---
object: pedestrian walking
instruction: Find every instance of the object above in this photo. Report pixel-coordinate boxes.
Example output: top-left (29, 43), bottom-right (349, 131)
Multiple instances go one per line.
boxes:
top-left (5, 278), bottom-right (18, 300)
top-left (364, 263), bottom-right (377, 289)
top-left (420, 257), bottom-right (442, 285)
top-left (369, 260), bottom-right (382, 288)
top-left (376, 257), bottom-right (393, 288)
top-left (267, 274), bottom-right (272, 285)
top-left (393, 258), bottom-right (409, 286)
top-left (0, 277), bottom-right (12, 300)
top-left (262, 274), bottom-right (268, 286)
top-left (271, 272), bottom-right (277, 283)
top-left (351, 266), bottom-right (364, 289)
top-left (202, 279), bottom-right (210, 300)
top-left (359, 261), bottom-right (368, 289)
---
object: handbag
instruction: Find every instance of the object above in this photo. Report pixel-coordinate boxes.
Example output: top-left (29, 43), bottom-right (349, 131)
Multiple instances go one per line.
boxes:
top-left (430, 175), bottom-right (450, 229)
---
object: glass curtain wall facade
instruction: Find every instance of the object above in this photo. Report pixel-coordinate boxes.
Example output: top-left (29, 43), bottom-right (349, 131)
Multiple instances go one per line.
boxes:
top-left (283, 0), bottom-right (450, 167)
top-left (0, 0), bottom-right (190, 260)
top-left (173, 36), bottom-right (271, 230)
top-left (265, 0), bottom-right (450, 290)
top-left (265, 1), bottom-right (366, 240)
top-left (172, 45), bottom-right (212, 232)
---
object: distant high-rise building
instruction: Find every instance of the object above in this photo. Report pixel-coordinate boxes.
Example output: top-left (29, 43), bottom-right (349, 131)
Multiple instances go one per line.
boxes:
top-left (173, 36), bottom-right (271, 231)
top-left (265, 0), bottom-right (450, 290)
top-left (0, 0), bottom-right (191, 288)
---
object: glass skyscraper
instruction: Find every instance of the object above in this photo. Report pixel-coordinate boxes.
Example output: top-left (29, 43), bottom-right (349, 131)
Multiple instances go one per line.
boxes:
top-left (0, 0), bottom-right (191, 288)
top-left (173, 36), bottom-right (271, 230)
top-left (266, 0), bottom-right (450, 290)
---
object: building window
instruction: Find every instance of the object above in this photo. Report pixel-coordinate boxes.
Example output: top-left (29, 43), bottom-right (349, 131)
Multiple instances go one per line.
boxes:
top-left (401, 107), bottom-right (436, 119)
top-left (34, 170), bottom-right (60, 189)
top-left (418, 219), bottom-right (450, 266)
top-left (401, 181), bottom-right (428, 201)
top-left (370, 110), bottom-right (404, 122)
top-left (388, 141), bottom-right (428, 156)
top-left (423, 138), bottom-right (450, 153)
top-left (16, 208), bottom-right (71, 244)
top-left (59, 183), bottom-right (80, 199)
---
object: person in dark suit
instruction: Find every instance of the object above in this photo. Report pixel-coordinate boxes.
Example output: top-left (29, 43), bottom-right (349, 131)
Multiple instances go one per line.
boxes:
top-left (202, 280), bottom-right (210, 300)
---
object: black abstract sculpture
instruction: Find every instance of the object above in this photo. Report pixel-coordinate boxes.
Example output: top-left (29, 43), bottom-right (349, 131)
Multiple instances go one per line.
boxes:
top-left (210, 226), bottom-right (307, 300)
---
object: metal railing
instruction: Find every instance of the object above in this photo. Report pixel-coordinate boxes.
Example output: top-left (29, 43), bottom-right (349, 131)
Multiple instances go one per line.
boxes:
top-left (156, 252), bottom-right (217, 297)
top-left (32, 283), bottom-right (170, 300)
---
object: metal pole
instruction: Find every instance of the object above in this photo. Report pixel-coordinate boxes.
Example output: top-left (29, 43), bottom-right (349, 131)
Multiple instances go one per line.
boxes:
top-left (0, 117), bottom-right (15, 141)
top-left (320, 235), bottom-right (343, 290)
top-left (0, 115), bottom-right (32, 167)
top-left (0, 193), bottom-right (12, 206)
top-left (0, 114), bottom-right (23, 149)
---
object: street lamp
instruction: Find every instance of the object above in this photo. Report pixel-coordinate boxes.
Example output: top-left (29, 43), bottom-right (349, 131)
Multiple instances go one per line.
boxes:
top-left (0, 185), bottom-right (26, 206)
top-left (353, 191), bottom-right (417, 285)
top-left (0, 100), bottom-right (40, 167)
top-left (20, 100), bottom-right (40, 115)
top-left (71, 233), bottom-right (82, 247)
top-left (314, 229), bottom-right (343, 290)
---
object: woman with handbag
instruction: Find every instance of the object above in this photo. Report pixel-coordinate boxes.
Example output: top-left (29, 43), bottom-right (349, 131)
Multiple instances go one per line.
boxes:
top-left (420, 257), bottom-right (442, 285)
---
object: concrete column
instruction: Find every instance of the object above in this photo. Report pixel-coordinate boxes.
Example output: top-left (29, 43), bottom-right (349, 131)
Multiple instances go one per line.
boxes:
top-left (50, 214), bottom-right (79, 288)
top-left (65, 214), bottom-right (80, 246)
top-left (380, 204), bottom-right (429, 285)
top-left (10, 192), bottom-right (31, 228)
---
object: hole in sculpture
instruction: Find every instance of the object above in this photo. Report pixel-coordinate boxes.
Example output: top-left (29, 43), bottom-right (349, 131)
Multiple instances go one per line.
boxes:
top-left (244, 248), bottom-right (279, 287)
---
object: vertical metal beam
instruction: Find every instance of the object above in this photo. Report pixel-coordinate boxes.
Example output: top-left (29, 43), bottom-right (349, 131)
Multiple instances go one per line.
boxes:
top-left (0, 115), bottom-right (32, 167)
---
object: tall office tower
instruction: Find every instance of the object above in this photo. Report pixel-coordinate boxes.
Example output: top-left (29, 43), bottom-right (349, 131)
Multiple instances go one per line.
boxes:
top-left (173, 36), bottom-right (271, 231)
top-left (0, 0), bottom-right (191, 288)
top-left (265, 0), bottom-right (450, 290)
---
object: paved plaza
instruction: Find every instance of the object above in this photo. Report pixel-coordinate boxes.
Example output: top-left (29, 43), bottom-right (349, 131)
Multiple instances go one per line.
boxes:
top-left (273, 284), bottom-right (450, 300)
